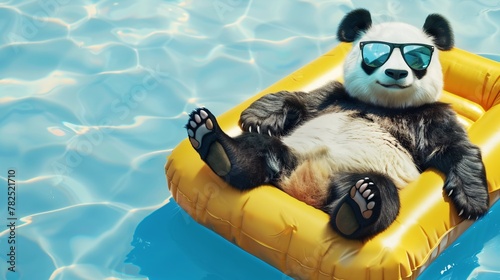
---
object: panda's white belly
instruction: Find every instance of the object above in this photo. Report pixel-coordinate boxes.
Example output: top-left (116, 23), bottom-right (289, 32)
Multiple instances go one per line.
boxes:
top-left (282, 112), bottom-right (420, 188)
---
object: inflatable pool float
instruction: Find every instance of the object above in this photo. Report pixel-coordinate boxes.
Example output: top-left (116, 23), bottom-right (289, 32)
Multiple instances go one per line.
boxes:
top-left (166, 43), bottom-right (500, 280)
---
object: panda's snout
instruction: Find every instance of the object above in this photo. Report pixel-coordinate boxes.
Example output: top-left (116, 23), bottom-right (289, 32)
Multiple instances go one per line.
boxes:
top-left (385, 69), bottom-right (408, 80)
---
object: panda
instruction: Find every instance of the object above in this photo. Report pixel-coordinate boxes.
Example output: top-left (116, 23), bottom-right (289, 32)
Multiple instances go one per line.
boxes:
top-left (185, 9), bottom-right (489, 240)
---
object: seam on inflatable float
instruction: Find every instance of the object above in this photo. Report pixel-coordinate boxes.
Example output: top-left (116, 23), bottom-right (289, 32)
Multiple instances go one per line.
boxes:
top-left (165, 158), bottom-right (173, 174)
top-left (493, 75), bottom-right (500, 107)
top-left (484, 72), bottom-right (499, 108)
top-left (205, 208), bottom-right (238, 227)
top-left (238, 196), bottom-right (252, 243)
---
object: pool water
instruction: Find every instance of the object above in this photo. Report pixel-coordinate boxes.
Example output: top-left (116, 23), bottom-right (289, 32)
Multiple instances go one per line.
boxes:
top-left (0, 0), bottom-right (499, 279)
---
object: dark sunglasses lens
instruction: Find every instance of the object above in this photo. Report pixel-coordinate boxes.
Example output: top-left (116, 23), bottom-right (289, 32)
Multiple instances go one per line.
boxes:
top-left (362, 43), bottom-right (391, 67)
top-left (403, 45), bottom-right (432, 70)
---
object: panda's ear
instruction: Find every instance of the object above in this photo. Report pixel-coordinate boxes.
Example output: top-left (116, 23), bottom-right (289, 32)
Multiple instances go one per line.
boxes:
top-left (337, 9), bottom-right (372, 42)
top-left (423, 14), bottom-right (454, 51)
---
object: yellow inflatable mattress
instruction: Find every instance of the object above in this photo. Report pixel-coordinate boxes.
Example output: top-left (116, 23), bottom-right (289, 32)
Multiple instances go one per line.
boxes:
top-left (166, 43), bottom-right (500, 280)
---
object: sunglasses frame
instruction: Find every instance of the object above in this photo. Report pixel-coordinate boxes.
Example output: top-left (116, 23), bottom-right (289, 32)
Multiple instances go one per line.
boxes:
top-left (359, 41), bottom-right (435, 71)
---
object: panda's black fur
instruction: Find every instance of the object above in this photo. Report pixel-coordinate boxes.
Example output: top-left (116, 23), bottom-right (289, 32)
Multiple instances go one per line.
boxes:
top-left (186, 9), bottom-right (489, 240)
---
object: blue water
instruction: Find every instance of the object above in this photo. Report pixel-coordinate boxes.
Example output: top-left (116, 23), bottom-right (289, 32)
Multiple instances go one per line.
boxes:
top-left (0, 1), bottom-right (499, 279)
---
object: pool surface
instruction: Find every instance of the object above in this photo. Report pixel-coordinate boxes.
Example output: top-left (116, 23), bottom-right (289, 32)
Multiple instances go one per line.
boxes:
top-left (0, 0), bottom-right (499, 279)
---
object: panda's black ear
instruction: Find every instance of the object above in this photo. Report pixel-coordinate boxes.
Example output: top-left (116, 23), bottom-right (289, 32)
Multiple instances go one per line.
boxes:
top-left (423, 14), bottom-right (454, 51)
top-left (337, 9), bottom-right (372, 42)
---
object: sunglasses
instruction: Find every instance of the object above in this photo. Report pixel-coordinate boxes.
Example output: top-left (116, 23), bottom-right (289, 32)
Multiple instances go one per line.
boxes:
top-left (359, 41), bottom-right (434, 71)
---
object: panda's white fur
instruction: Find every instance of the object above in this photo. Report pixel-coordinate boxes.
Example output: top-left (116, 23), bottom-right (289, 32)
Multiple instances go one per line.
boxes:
top-left (282, 111), bottom-right (420, 189)
top-left (344, 22), bottom-right (444, 108)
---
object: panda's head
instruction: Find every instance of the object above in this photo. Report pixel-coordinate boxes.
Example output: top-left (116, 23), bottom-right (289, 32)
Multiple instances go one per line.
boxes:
top-left (338, 9), bottom-right (454, 108)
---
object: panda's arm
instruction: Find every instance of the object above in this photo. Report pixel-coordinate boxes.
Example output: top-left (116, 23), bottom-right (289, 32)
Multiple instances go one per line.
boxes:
top-left (418, 108), bottom-right (489, 219)
top-left (240, 81), bottom-right (346, 136)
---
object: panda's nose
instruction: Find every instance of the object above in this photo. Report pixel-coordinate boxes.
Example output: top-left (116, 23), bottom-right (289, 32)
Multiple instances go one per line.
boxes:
top-left (385, 69), bottom-right (408, 80)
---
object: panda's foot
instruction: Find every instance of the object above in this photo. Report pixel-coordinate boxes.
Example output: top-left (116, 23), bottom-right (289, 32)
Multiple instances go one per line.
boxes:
top-left (186, 108), bottom-right (231, 176)
top-left (332, 177), bottom-right (381, 239)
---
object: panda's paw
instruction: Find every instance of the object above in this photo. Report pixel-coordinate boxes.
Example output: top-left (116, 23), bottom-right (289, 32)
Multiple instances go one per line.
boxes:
top-left (332, 178), bottom-right (381, 238)
top-left (186, 108), bottom-right (231, 177)
top-left (240, 113), bottom-right (282, 137)
top-left (186, 108), bottom-right (217, 153)
top-left (444, 170), bottom-right (489, 220)
top-left (240, 91), bottom-right (297, 137)
top-left (347, 178), bottom-right (378, 219)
